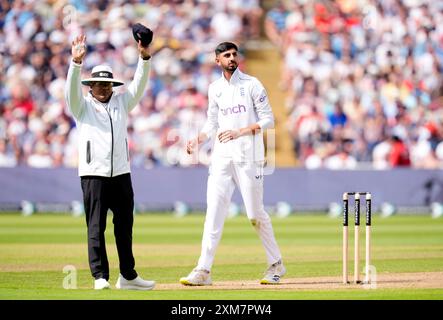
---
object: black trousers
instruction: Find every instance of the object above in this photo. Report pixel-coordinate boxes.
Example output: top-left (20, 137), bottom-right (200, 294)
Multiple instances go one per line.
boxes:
top-left (80, 173), bottom-right (137, 281)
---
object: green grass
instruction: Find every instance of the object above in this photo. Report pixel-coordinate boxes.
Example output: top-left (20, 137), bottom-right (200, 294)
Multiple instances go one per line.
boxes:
top-left (0, 213), bottom-right (443, 300)
top-left (1, 287), bottom-right (442, 300)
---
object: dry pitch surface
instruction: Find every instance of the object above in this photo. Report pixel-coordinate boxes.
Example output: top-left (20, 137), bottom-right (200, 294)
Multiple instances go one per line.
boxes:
top-left (157, 272), bottom-right (443, 291)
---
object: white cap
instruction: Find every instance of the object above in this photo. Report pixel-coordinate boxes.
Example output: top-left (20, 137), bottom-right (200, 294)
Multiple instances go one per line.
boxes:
top-left (81, 65), bottom-right (124, 87)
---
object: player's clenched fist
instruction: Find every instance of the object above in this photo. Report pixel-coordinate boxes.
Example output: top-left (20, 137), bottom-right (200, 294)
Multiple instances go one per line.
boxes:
top-left (71, 35), bottom-right (86, 64)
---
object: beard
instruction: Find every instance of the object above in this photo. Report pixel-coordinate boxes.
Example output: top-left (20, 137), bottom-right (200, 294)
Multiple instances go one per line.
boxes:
top-left (224, 62), bottom-right (237, 72)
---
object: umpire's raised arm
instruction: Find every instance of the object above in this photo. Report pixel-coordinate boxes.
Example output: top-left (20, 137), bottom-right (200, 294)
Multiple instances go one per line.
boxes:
top-left (124, 26), bottom-right (153, 112)
top-left (65, 35), bottom-right (87, 120)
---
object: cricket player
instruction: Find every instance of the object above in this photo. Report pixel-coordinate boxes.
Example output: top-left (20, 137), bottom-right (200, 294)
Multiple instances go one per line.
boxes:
top-left (180, 42), bottom-right (286, 285)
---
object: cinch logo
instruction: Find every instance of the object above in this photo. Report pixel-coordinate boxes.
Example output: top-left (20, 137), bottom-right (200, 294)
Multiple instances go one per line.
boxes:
top-left (220, 104), bottom-right (246, 116)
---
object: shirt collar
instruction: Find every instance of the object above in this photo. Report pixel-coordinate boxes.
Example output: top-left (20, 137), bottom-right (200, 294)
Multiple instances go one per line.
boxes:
top-left (221, 67), bottom-right (242, 85)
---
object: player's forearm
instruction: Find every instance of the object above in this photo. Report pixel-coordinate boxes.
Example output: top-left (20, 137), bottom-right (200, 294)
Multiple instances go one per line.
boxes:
top-left (239, 124), bottom-right (261, 137)
top-left (65, 62), bottom-right (84, 119)
top-left (197, 132), bottom-right (209, 144)
top-left (126, 57), bottom-right (151, 111)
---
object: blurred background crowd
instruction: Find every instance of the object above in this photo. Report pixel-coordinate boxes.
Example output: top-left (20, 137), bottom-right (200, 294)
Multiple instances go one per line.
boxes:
top-left (268, 0), bottom-right (443, 169)
top-left (0, 0), bottom-right (443, 170)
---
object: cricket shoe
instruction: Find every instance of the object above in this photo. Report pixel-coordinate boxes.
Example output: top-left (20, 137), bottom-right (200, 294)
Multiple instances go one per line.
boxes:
top-left (260, 259), bottom-right (286, 284)
top-left (94, 278), bottom-right (110, 290)
top-left (115, 274), bottom-right (155, 290)
top-left (180, 268), bottom-right (212, 286)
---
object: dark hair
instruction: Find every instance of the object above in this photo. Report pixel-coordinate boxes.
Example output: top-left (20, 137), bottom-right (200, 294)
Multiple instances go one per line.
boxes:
top-left (215, 42), bottom-right (238, 56)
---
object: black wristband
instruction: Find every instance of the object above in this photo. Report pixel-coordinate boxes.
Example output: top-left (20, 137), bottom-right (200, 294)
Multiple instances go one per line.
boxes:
top-left (142, 55), bottom-right (151, 61)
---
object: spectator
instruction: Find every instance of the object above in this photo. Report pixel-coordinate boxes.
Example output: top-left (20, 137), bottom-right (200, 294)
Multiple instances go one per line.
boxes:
top-left (264, 1), bottom-right (289, 50)
top-left (0, 139), bottom-right (17, 167)
top-left (328, 103), bottom-right (348, 128)
top-left (372, 137), bottom-right (392, 170)
top-left (388, 135), bottom-right (411, 167)
top-left (323, 139), bottom-right (358, 170)
top-left (27, 140), bottom-right (53, 168)
top-left (229, 0), bottom-right (263, 39)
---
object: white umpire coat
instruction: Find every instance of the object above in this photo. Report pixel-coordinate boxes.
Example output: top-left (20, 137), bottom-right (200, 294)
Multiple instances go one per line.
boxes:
top-left (201, 68), bottom-right (274, 162)
top-left (65, 58), bottom-right (151, 177)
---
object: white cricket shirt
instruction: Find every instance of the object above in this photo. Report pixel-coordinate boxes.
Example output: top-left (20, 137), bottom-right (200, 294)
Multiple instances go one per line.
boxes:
top-left (201, 68), bottom-right (274, 162)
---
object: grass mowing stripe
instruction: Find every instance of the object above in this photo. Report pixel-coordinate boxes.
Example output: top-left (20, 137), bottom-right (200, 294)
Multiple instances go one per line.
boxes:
top-left (1, 288), bottom-right (443, 300)
top-left (0, 213), bottom-right (442, 299)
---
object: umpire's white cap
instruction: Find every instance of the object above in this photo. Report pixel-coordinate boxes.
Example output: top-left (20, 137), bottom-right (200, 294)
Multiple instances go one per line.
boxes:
top-left (81, 65), bottom-right (124, 87)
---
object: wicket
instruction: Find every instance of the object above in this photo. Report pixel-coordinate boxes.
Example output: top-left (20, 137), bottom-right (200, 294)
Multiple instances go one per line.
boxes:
top-left (342, 192), bottom-right (372, 284)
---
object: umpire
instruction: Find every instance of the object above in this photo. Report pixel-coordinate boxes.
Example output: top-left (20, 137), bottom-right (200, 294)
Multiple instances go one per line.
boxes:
top-left (65, 25), bottom-right (155, 290)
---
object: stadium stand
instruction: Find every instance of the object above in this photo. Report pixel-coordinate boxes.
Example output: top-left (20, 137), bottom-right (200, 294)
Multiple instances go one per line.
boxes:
top-left (1, 0), bottom-right (443, 170)
top-left (0, 0), bottom-right (262, 168)
top-left (267, 0), bottom-right (443, 169)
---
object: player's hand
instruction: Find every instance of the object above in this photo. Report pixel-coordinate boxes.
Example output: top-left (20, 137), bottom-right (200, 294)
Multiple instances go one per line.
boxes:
top-left (71, 35), bottom-right (86, 64)
top-left (138, 40), bottom-right (151, 60)
top-left (186, 139), bottom-right (198, 155)
top-left (218, 130), bottom-right (240, 143)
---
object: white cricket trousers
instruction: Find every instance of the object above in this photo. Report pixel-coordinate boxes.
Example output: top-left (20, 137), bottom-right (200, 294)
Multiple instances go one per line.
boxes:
top-left (197, 159), bottom-right (282, 271)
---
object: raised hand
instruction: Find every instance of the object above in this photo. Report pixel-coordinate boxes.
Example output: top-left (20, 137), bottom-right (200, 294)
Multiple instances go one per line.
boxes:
top-left (72, 35), bottom-right (87, 64)
top-left (137, 40), bottom-right (151, 60)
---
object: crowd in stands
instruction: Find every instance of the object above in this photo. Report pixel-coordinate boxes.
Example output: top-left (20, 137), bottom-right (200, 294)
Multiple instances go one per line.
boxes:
top-left (0, 0), bottom-right (261, 168)
top-left (265, 0), bottom-right (443, 169)
top-left (2, 0), bottom-right (443, 170)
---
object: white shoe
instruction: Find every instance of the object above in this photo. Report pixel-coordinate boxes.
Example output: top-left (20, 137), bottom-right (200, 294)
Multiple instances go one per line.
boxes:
top-left (260, 260), bottom-right (286, 284)
top-left (115, 274), bottom-right (155, 291)
top-left (94, 278), bottom-right (110, 290)
top-left (180, 268), bottom-right (212, 286)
